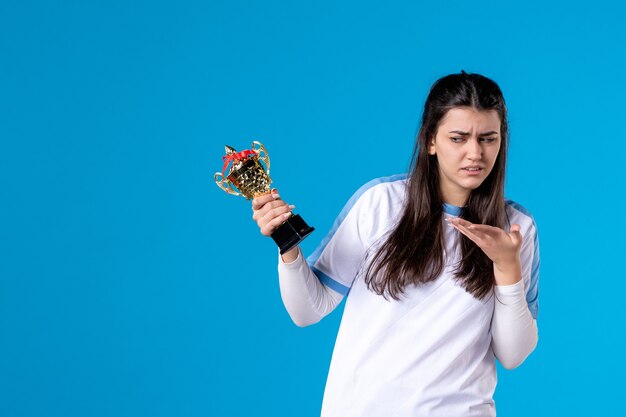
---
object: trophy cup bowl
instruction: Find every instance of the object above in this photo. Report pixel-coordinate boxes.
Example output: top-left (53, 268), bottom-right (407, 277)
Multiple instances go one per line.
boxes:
top-left (214, 141), bottom-right (314, 254)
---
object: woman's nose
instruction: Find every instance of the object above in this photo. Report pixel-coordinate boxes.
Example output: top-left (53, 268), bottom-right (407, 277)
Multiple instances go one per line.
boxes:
top-left (466, 139), bottom-right (483, 160)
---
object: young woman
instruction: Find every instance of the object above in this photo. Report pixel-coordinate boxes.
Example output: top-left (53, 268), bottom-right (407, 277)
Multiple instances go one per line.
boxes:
top-left (251, 72), bottom-right (539, 417)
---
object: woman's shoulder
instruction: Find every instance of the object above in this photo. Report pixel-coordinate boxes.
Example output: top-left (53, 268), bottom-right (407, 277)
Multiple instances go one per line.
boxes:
top-left (352, 174), bottom-right (408, 202)
top-left (339, 174), bottom-right (408, 220)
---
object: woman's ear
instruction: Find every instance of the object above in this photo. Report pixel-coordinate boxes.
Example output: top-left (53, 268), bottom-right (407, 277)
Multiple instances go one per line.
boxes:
top-left (428, 137), bottom-right (436, 155)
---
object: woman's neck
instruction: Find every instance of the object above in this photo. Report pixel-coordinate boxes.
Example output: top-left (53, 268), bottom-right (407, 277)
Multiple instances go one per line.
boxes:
top-left (440, 191), bottom-right (468, 208)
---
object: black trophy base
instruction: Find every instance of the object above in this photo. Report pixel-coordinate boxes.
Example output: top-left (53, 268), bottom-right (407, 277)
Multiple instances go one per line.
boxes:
top-left (271, 214), bottom-right (315, 254)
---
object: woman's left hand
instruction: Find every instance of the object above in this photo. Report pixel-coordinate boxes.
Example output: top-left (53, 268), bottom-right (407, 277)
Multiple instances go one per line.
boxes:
top-left (446, 217), bottom-right (523, 286)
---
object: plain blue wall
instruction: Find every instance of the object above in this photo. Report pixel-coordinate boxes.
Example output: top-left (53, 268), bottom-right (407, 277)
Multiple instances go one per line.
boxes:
top-left (2, 0), bottom-right (625, 416)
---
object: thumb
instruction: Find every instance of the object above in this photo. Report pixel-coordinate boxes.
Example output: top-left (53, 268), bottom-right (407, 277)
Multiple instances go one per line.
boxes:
top-left (509, 224), bottom-right (523, 244)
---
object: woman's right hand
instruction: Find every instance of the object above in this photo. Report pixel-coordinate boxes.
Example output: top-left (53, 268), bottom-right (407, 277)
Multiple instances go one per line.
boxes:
top-left (252, 189), bottom-right (300, 262)
top-left (251, 189), bottom-right (295, 237)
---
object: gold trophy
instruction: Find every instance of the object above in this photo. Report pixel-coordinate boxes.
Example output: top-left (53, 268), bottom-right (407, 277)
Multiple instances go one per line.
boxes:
top-left (214, 141), bottom-right (314, 254)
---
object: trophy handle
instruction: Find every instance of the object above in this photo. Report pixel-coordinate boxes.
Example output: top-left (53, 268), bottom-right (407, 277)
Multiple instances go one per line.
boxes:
top-left (214, 172), bottom-right (244, 198)
top-left (252, 141), bottom-right (270, 177)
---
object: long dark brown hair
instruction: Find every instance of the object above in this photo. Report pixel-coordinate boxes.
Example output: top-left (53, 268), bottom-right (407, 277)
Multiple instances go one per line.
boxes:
top-left (364, 72), bottom-right (509, 300)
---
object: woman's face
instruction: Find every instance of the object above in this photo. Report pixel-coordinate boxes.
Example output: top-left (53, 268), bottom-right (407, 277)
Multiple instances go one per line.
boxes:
top-left (428, 107), bottom-right (502, 207)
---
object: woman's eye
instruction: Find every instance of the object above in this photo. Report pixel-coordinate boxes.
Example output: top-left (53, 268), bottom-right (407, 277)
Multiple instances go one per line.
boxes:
top-left (480, 137), bottom-right (496, 143)
top-left (450, 137), bottom-right (464, 143)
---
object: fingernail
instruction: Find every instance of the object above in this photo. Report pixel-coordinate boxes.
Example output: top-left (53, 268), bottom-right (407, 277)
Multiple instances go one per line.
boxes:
top-left (283, 213), bottom-right (291, 218)
top-left (289, 205), bottom-right (295, 210)
top-left (272, 193), bottom-right (280, 199)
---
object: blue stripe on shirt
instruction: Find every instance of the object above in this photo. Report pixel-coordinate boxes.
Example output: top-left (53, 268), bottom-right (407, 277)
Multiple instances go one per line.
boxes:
top-left (311, 267), bottom-right (351, 296)
top-left (506, 199), bottom-right (540, 319)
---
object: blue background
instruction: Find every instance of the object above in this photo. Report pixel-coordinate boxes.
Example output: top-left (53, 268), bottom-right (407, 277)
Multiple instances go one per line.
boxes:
top-left (1, 0), bottom-right (625, 416)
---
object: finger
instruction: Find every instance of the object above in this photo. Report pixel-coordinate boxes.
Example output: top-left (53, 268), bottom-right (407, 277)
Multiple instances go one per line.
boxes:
top-left (259, 203), bottom-right (295, 229)
top-left (447, 218), bottom-right (488, 240)
top-left (253, 199), bottom-right (290, 221)
top-left (464, 223), bottom-right (502, 239)
top-left (448, 221), bottom-right (482, 245)
top-left (261, 210), bottom-right (295, 236)
top-left (252, 191), bottom-right (280, 211)
top-left (509, 223), bottom-right (523, 245)
top-left (449, 217), bottom-right (474, 228)
top-left (449, 218), bottom-right (508, 239)
top-left (465, 223), bottom-right (497, 232)
top-left (454, 219), bottom-right (500, 235)
top-left (251, 189), bottom-right (281, 211)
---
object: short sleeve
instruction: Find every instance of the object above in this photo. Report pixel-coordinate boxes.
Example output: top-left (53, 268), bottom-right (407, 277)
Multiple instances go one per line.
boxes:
top-left (306, 175), bottom-right (406, 296)
top-left (305, 189), bottom-right (371, 296)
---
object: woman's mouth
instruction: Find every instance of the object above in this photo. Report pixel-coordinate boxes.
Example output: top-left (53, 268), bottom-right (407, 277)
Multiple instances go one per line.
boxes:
top-left (462, 167), bottom-right (483, 175)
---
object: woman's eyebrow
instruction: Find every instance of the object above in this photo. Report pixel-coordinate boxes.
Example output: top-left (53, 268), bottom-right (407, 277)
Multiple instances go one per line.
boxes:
top-left (448, 130), bottom-right (499, 136)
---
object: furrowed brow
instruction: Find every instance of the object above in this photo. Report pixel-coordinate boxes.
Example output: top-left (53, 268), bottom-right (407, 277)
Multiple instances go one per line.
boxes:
top-left (448, 130), bottom-right (499, 136)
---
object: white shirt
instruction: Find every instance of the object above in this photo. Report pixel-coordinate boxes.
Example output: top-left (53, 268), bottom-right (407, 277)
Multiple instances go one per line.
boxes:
top-left (278, 174), bottom-right (539, 417)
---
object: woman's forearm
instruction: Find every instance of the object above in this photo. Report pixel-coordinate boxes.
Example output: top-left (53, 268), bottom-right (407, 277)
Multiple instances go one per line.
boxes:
top-left (277, 247), bottom-right (343, 327)
top-left (491, 280), bottom-right (538, 369)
